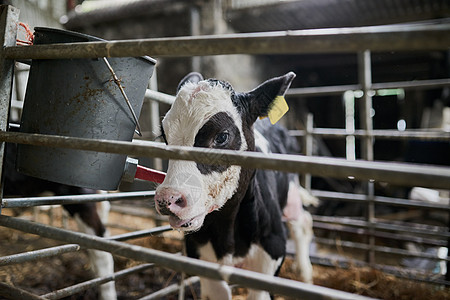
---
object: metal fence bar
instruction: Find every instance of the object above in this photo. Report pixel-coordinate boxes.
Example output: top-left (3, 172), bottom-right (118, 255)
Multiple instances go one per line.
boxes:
top-left (0, 214), bottom-right (377, 300)
top-left (138, 276), bottom-right (200, 300)
top-left (287, 84), bottom-right (361, 96)
top-left (0, 5), bottom-right (19, 214)
top-left (289, 128), bottom-right (450, 141)
top-left (1, 131), bottom-right (449, 190)
top-left (0, 244), bottom-right (80, 266)
top-left (109, 204), bottom-right (167, 223)
top-left (0, 224), bottom-right (172, 271)
top-left (371, 78), bottom-right (450, 91)
top-left (145, 77), bottom-right (450, 106)
top-left (3, 23), bottom-right (450, 60)
top-left (145, 89), bottom-right (175, 105)
top-left (286, 78), bottom-right (450, 97)
top-left (358, 50), bottom-right (376, 266)
top-left (0, 225), bottom-right (171, 267)
top-left (1, 190), bottom-right (155, 208)
top-left (0, 282), bottom-right (46, 300)
top-left (378, 264), bottom-right (449, 286)
top-left (302, 113), bottom-right (314, 190)
top-left (309, 254), bottom-right (450, 286)
top-left (42, 263), bottom-right (154, 300)
top-left (109, 225), bottom-right (172, 241)
top-left (0, 5), bottom-right (448, 294)
top-left (311, 190), bottom-right (450, 211)
top-left (314, 237), bottom-right (450, 262)
top-left (313, 215), bottom-right (449, 239)
top-left (313, 221), bottom-right (446, 247)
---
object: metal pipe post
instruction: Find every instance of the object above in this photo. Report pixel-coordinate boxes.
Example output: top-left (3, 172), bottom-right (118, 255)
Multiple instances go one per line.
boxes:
top-left (0, 5), bottom-right (19, 214)
top-left (149, 70), bottom-right (163, 170)
top-left (358, 50), bottom-right (376, 265)
top-left (302, 113), bottom-right (313, 190)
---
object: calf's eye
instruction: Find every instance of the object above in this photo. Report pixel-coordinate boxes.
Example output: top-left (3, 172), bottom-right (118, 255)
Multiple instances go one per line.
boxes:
top-left (214, 131), bottom-right (229, 146)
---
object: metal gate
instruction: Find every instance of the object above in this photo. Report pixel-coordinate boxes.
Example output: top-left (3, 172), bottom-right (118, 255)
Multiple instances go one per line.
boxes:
top-left (1, 4), bottom-right (450, 299)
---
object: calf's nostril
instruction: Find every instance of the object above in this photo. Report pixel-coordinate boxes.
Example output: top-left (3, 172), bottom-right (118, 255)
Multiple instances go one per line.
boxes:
top-left (157, 204), bottom-right (172, 216)
top-left (175, 197), bottom-right (186, 207)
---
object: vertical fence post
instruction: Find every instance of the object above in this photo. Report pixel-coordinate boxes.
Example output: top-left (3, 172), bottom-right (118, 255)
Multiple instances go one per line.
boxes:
top-left (149, 68), bottom-right (164, 229)
top-left (190, 5), bottom-right (201, 72)
top-left (358, 50), bottom-right (376, 265)
top-left (0, 5), bottom-right (19, 213)
top-left (149, 68), bottom-right (163, 171)
top-left (302, 113), bottom-right (314, 190)
top-left (344, 90), bottom-right (356, 161)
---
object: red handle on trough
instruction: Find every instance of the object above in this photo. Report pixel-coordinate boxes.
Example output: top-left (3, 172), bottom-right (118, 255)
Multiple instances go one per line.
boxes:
top-left (135, 165), bottom-right (166, 184)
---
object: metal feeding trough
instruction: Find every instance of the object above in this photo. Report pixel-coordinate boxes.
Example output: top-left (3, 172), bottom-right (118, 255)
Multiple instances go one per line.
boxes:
top-left (16, 27), bottom-right (157, 190)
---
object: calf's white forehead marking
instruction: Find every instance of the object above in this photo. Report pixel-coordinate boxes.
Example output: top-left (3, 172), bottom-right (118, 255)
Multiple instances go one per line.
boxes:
top-left (162, 80), bottom-right (246, 150)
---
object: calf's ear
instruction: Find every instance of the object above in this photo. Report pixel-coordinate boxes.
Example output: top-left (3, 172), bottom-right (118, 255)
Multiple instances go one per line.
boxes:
top-left (177, 72), bottom-right (204, 93)
top-left (239, 72), bottom-right (296, 125)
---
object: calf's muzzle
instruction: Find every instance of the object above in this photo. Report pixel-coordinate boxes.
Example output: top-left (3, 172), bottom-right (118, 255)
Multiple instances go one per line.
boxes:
top-left (154, 188), bottom-right (187, 216)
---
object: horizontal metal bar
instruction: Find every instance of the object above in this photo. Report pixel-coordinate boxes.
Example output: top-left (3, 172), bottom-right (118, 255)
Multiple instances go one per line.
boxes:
top-left (287, 84), bottom-right (360, 96)
top-left (3, 23), bottom-right (450, 60)
top-left (109, 204), bottom-right (166, 221)
top-left (315, 237), bottom-right (449, 262)
top-left (372, 195), bottom-right (450, 210)
top-left (313, 215), bottom-right (449, 238)
top-left (0, 225), bottom-right (170, 267)
top-left (144, 78), bottom-right (449, 109)
top-left (0, 215), bottom-right (375, 300)
top-left (42, 263), bottom-right (154, 300)
top-left (312, 190), bottom-right (450, 211)
top-left (144, 89), bottom-right (175, 105)
top-left (109, 225), bottom-right (172, 241)
top-left (313, 220), bottom-right (447, 247)
top-left (310, 254), bottom-right (449, 286)
top-left (0, 282), bottom-right (46, 300)
top-left (378, 264), bottom-right (449, 286)
top-left (138, 276), bottom-right (200, 300)
top-left (1, 191), bottom-right (155, 208)
top-left (289, 128), bottom-right (450, 141)
top-left (286, 78), bottom-right (450, 97)
top-left (1, 131), bottom-right (449, 189)
top-left (0, 244), bottom-right (80, 266)
top-left (146, 77), bottom-right (449, 105)
top-left (372, 78), bottom-right (450, 91)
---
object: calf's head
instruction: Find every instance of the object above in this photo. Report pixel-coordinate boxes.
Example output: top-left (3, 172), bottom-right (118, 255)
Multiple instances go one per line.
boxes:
top-left (155, 72), bottom-right (296, 232)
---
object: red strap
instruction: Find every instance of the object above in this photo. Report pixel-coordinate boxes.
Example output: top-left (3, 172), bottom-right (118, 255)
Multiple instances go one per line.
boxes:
top-left (135, 165), bottom-right (166, 184)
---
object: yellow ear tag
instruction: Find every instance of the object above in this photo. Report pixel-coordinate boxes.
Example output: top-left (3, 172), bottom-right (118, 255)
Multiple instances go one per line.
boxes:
top-left (267, 96), bottom-right (289, 124)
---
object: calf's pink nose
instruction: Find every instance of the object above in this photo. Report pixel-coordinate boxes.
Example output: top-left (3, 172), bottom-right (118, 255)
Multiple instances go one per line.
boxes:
top-left (155, 189), bottom-right (187, 216)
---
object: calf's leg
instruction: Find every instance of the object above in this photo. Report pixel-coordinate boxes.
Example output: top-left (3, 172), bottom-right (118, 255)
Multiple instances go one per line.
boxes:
top-left (244, 245), bottom-right (284, 300)
top-left (65, 203), bottom-right (117, 300)
top-left (284, 179), bottom-right (315, 284)
top-left (287, 214), bottom-right (314, 284)
top-left (200, 277), bottom-right (232, 300)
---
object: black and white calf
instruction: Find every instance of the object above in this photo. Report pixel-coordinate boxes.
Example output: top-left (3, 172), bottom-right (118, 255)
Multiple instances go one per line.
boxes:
top-left (155, 72), bottom-right (316, 299)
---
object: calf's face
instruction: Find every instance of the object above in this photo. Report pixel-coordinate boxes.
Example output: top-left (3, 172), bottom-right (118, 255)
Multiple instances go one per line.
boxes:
top-left (155, 72), bottom-right (296, 232)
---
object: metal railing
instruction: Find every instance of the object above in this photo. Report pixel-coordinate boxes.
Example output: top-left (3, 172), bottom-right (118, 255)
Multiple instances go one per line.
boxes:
top-left (1, 3), bottom-right (450, 299)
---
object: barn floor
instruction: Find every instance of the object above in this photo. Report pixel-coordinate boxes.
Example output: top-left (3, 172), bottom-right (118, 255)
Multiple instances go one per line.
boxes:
top-left (0, 205), bottom-right (449, 300)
